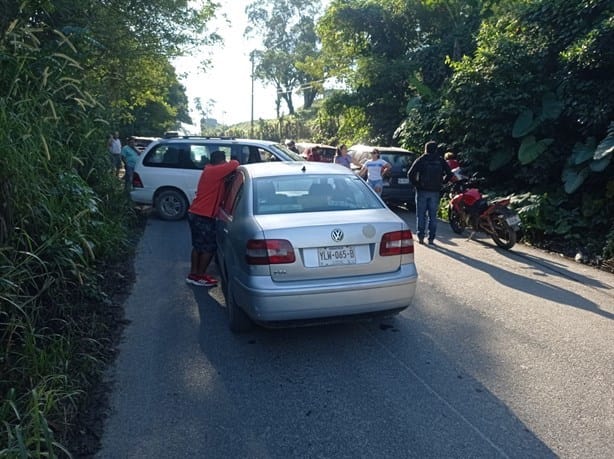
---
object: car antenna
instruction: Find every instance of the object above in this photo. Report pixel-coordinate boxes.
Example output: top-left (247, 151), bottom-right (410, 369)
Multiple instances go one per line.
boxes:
top-left (301, 165), bottom-right (306, 172)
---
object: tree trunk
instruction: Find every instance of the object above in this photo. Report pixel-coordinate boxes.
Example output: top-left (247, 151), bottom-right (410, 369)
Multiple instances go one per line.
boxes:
top-left (302, 87), bottom-right (318, 109)
top-left (282, 90), bottom-right (294, 115)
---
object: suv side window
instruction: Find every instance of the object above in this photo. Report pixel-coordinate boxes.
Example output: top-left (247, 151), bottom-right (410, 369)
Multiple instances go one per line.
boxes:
top-left (260, 148), bottom-right (280, 162)
top-left (190, 145), bottom-right (209, 168)
top-left (144, 143), bottom-right (197, 169)
top-left (143, 141), bottom-right (287, 170)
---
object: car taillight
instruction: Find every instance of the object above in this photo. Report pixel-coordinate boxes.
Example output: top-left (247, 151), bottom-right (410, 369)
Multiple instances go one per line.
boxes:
top-left (379, 230), bottom-right (414, 256)
top-left (246, 239), bottom-right (296, 265)
top-left (132, 172), bottom-right (143, 188)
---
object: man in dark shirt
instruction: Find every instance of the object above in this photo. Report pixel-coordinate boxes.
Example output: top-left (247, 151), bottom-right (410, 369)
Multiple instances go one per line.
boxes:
top-left (407, 141), bottom-right (453, 245)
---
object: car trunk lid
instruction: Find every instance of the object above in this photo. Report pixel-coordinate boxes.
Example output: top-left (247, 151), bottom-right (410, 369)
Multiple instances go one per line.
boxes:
top-left (254, 209), bottom-right (409, 282)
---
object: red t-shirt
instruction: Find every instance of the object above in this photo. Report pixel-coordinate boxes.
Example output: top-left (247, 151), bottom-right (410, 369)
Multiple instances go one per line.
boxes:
top-left (447, 159), bottom-right (460, 170)
top-left (189, 160), bottom-right (239, 218)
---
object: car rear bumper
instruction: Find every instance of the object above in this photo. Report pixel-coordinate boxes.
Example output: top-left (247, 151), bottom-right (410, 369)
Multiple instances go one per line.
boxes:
top-left (130, 188), bottom-right (154, 205)
top-left (232, 264), bottom-right (418, 323)
top-left (381, 186), bottom-right (415, 203)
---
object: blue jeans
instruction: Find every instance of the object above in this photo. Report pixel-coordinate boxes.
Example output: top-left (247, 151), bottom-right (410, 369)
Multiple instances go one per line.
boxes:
top-left (415, 190), bottom-right (440, 241)
top-left (124, 165), bottom-right (134, 190)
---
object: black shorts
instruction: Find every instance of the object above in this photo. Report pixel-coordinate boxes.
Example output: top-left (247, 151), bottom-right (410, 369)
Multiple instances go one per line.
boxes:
top-left (188, 213), bottom-right (217, 253)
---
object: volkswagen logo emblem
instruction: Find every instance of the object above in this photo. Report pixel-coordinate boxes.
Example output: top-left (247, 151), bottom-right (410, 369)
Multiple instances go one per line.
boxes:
top-left (331, 229), bottom-right (344, 242)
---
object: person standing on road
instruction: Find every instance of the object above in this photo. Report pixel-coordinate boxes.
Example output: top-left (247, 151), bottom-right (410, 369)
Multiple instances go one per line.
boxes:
top-left (108, 131), bottom-right (122, 176)
top-left (186, 150), bottom-right (239, 287)
top-left (285, 139), bottom-right (299, 154)
top-left (334, 144), bottom-right (352, 169)
top-left (359, 148), bottom-right (391, 196)
top-left (121, 137), bottom-right (140, 191)
top-left (407, 140), bottom-right (453, 245)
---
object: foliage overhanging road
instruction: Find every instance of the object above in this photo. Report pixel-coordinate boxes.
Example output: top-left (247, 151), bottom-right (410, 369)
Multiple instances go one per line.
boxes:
top-left (97, 210), bottom-right (614, 458)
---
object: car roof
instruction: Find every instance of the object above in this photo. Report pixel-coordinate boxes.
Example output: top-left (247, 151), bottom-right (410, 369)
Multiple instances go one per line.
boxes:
top-left (240, 161), bottom-right (351, 179)
top-left (148, 137), bottom-right (283, 147)
top-left (296, 142), bottom-right (336, 149)
top-left (348, 144), bottom-right (413, 154)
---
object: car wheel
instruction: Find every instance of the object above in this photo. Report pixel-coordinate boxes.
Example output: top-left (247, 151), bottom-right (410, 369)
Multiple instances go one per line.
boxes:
top-left (155, 189), bottom-right (188, 220)
top-left (225, 282), bottom-right (253, 333)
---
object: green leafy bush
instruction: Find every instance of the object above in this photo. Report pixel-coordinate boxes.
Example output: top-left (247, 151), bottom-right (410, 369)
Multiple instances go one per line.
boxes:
top-left (0, 20), bottom-right (134, 457)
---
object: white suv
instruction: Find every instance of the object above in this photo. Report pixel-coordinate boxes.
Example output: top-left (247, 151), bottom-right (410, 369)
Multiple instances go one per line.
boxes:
top-left (130, 136), bottom-right (302, 220)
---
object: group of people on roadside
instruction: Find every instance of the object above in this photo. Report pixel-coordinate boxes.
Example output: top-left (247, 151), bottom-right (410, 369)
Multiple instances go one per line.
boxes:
top-left (107, 132), bottom-right (140, 191)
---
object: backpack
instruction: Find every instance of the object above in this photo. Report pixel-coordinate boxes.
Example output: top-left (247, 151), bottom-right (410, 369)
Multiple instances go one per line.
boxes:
top-left (418, 157), bottom-right (445, 191)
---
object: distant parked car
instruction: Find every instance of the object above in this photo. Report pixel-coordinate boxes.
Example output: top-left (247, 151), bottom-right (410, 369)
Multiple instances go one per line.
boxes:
top-left (348, 144), bottom-right (417, 209)
top-left (216, 161), bottom-right (418, 332)
top-left (295, 142), bottom-right (336, 163)
top-left (132, 136), bottom-right (158, 153)
top-left (130, 136), bottom-right (302, 220)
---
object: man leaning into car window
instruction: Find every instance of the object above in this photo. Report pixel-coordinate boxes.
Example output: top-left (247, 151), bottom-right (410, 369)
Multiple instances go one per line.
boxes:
top-left (186, 150), bottom-right (239, 287)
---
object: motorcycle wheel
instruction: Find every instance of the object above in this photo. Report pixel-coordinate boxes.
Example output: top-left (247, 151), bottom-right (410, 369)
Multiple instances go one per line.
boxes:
top-left (490, 213), bottom-right (517, 249)
top-left (449, 206), bottom-right (465, 234)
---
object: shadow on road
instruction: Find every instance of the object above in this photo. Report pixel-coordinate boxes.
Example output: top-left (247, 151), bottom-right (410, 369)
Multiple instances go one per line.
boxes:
top-left (189, 287), bottom-right (555, 458)
top-left (432, 241), bottom-right (613, 320)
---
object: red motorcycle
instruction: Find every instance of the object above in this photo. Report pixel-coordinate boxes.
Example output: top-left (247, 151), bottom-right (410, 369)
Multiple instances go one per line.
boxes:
top-left (447, 171), bottom-right (522, 250)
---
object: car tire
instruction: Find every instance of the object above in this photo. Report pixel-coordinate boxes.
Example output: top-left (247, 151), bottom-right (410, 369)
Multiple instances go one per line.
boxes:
top-left (155, 189), bottom-right (188, 221)
top-left (226, 282), bottom-right (253, 333)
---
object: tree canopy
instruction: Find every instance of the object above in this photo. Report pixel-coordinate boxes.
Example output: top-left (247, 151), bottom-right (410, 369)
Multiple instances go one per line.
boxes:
top-left (245, 0), bottom-right (325, 116)
top-left (316, 0), bottom-right (614, 257)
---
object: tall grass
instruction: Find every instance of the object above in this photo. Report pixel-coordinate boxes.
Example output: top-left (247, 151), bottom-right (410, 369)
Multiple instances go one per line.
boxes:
top-left (1, 20), bottom-right (137, 457)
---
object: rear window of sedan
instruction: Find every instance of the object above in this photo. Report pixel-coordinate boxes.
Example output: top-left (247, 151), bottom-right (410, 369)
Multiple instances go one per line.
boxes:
top-left (379, 152), bottom-right (415, 168)
top-left (253, 175), bottom-right (384, 215)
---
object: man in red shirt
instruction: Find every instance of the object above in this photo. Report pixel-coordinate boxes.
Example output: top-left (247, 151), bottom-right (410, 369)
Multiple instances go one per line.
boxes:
top-left (186, 150), bottom-right (239, 287)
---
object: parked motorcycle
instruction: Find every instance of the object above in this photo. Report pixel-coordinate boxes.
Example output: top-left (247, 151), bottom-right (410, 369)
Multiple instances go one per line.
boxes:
top-left (447, 170), bottom-right (522, 250)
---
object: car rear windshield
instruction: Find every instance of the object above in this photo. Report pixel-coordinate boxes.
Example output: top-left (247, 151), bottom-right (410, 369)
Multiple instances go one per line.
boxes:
top-left (380, 152), bottom-right (415, 169)
top-left (253, 174), bottom-right (384, 215)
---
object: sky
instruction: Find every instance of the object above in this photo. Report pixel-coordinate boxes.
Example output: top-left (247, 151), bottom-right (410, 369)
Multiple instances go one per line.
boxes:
top-left (173, 1), bottom-right (289, 130)
top-left (173, 0), bottom-right (331, 132)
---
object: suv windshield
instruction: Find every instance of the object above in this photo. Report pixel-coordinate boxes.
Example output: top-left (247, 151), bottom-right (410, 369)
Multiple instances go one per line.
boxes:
top-left (270, 143), bottom-right (304, 161)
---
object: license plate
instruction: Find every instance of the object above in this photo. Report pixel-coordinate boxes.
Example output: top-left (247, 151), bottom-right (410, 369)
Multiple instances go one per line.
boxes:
top-left (318, 246), bottom-right (357, 266)
top-left (506, 215), bottom-right (521, 227)
top-left (397, 178), bottom-right (410, 184)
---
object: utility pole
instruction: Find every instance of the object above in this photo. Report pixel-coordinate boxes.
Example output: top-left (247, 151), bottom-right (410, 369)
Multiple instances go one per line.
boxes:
top-left (250, 51), bottom-right (255, 138)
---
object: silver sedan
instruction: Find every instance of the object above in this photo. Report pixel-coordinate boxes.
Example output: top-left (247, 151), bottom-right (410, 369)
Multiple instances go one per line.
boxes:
top-left (216, 162), bottom-right (418, 332)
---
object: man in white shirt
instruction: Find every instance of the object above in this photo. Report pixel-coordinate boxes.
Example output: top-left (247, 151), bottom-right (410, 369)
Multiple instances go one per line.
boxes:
top-left (107, 131), bottom-right (122, 176)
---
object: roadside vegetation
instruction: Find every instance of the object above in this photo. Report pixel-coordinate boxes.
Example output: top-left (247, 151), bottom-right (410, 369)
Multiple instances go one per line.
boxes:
top-left (0, 0), bottom-right (218, 456)
top-left (1, 0), bottom-right (613, 457)
top-left (226, 0), bottom-right (614, 267)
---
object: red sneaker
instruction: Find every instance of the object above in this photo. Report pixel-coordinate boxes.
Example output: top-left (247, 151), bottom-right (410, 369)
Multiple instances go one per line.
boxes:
top-left (199, 275), bottom-right (218, 287)
top-left (186, 274), bottom-right (208, 287)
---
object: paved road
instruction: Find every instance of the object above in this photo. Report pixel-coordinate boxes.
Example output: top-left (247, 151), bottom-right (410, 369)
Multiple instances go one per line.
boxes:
top-left (97, 211), bottom-right (614, 458)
